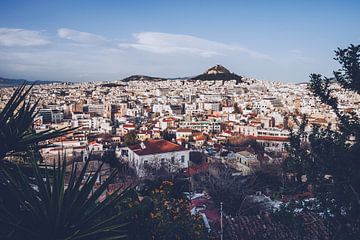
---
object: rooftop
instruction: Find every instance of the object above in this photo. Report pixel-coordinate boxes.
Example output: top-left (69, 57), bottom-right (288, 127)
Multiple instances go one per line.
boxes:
top-left (222, 212), bottom-right (338, 240)
top-left (128, 139), bottom-right (187, 156)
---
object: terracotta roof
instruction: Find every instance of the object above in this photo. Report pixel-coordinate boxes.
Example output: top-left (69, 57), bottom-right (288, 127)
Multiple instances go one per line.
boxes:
top-left (163, 117), bottom-right (176, 122)
top-left (176, 128), bottom-right (193, 133)
top-left (195, 136), bottom-right (206, 141)
top-left (128, 139), bottom-right (187, 156)
top-left (222, 212), bottom-right (338, 240)
top-left (123, 124), bottom-right (135, 128)
top-left (184, 163), bottom-right (209, 175)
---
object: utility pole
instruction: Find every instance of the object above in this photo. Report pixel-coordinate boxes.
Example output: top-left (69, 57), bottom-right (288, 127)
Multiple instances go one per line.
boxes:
top-left (188, 160), bottom-right (192, 200)
top-left (220, 201), bottom-right (223, 240)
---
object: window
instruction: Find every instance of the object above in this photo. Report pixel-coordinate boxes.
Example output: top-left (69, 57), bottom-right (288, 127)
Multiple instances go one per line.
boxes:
top-left (181, 155), bottom-right (185, 163)
top-left (171, 156), bottom-right (175, 164)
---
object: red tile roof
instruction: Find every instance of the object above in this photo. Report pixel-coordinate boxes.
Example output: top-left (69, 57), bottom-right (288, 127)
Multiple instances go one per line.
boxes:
top-left (123, 124), bottom-right (135, 128)
top-left (184, 163), bottom-right (209, 175)
top-left (163, 117), bottom-right (176, 122)
top-left (128, 139), bottom-right (187, 156)
top-left (195, 136), bottom-right (205, 141)
top-left (176, 128), bottom-right (193, 133)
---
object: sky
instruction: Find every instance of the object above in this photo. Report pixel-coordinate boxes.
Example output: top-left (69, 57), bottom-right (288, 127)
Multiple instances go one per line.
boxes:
top-left (0, 0), bottom-right (359, 83)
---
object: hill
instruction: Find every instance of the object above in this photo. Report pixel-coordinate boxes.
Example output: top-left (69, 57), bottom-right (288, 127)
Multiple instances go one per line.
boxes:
top-left (191, 65), bottom-right (243, 84)
top-left (121, 75), bottom-right (168, 82)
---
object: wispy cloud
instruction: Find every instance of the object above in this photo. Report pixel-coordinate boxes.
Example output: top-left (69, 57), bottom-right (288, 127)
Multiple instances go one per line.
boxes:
top-left (57, 29), bottom-right (271, 60)
top-left (289, 49), bottom-right (313, 63)
top-left (120, 32), bottom-right (271, 60)
top-left (0, 28), bottom-right (50, 47)
top-left (0, 27), bottom-right (273, 81)
top-left (57, 28), bottom-right (109, 45)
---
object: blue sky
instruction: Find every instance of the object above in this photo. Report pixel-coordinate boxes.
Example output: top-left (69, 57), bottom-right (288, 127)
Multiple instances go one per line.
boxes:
top-left (0, 0), bottom-right (359, 82)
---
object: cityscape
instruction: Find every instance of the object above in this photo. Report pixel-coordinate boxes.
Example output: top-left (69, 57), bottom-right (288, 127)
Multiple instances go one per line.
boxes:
top-left (0, 1), bottom-right (359, 240)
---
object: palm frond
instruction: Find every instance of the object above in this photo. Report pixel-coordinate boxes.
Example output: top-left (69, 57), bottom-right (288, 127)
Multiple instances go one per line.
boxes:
top-left (0, 82), bottom-right (76, 161)
top-left (0, 157), bottom-right (127, 240)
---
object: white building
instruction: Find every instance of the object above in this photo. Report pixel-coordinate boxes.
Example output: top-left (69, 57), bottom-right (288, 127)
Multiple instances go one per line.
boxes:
top-left (176, 128), bottom-right (193, 140)
top-left (224, 151), bottom-right (259, 175)
top-left (126, 139), bottom-right (190, 177)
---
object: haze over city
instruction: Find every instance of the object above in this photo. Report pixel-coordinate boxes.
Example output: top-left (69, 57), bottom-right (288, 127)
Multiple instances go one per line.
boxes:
top-left (0, 0), bottom-right (359, 82)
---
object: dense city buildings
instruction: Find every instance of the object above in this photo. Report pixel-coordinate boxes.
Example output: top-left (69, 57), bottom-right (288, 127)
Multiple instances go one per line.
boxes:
top-left (1, 65), bottom-right (358, 170)
top-left (0, 65), bottom-right (359, 239)
top-left (1, 1), bottom-right (359, 239)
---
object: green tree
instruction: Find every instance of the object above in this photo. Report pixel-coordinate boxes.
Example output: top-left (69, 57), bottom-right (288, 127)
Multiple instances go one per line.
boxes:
top-left (147, 181), bottom-right (209, 240)
top-left (123, 132), bottom-right (139, 146)
top-left (283, 44), bottom-right (360, 239)
top-left (114, 180), bottom-right (210, 240)
top-left (233, 102), bottom-right (242, 114)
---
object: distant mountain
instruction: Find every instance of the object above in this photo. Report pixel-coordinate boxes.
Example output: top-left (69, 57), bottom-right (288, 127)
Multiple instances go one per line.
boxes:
top-left (0, 77), bottom-right (61, 87)
top-left (101, 83), bottom-right (127, 88)
top-left (119, 65), bottom-right (243, 84)
top-left (121, 75), bottom-right (168, 82)
top-left (191, 65), bottom-right (243, 84)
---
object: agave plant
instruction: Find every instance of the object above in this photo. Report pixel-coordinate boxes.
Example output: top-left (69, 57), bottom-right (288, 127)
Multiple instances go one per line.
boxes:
top-left (0, 158), bottom-right (127, 240)
top-left (0, 82), bottom-right (73, 161)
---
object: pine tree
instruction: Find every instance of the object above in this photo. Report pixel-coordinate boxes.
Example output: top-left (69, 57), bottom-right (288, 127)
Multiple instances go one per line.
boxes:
top-left (283, 44), bottom-right (360, 239)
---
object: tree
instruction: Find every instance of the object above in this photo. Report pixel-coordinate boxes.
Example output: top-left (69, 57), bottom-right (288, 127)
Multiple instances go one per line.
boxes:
top-left (233, 102), bottom-right (242, 114)
top-left (123, 132), bottom-right (139, 146)
top-left (203, 164), bottom-right (258, 215)
top-left (113, 180), bottom-right (210, 240)
top-left (282, 44), bottom-right (360, 239)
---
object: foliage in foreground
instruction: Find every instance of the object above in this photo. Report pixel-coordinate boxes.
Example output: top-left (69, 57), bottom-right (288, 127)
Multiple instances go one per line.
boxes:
top-left (0, 82), bottom-right (73, 161)
top-left (114, 180), bottom-right (211, 240)
top-left (0, 159), bottom-right (127, 240)
top-left (282, 44), bottom-right (360, 239)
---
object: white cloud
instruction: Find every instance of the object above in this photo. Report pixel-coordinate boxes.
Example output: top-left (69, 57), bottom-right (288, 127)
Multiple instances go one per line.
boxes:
top-left (58, 28), bottom-right (109, 45)
top-left (120, 32), bottom-right (271, 60)
top-left (0, 28), bottom-right (50, 47)
top-left (0, 28), bottom-right (274, 81)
